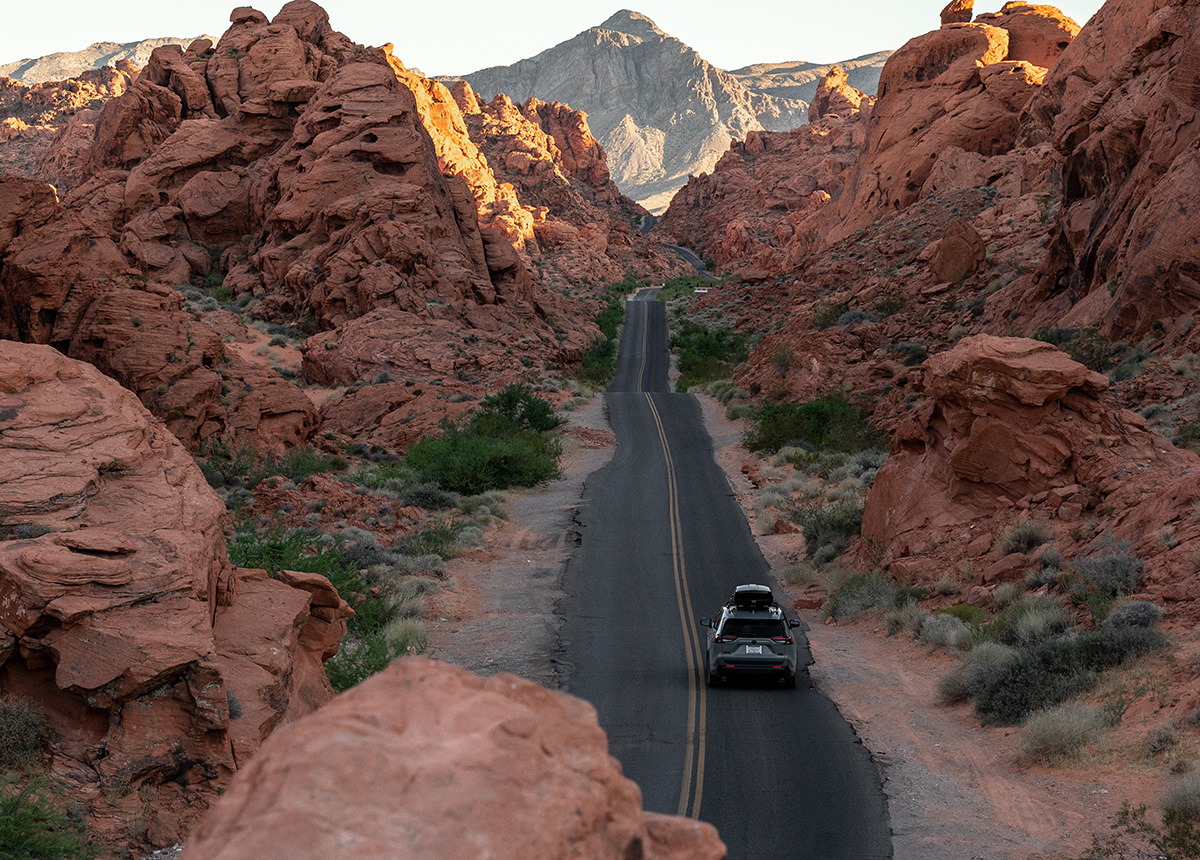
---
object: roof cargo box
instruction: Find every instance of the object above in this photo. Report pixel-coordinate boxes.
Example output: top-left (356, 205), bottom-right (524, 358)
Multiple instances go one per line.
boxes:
top-left (731, 584), bottom-right (774, 609)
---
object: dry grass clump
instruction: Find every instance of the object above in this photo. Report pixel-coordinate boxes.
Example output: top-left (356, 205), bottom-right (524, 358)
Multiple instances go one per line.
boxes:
top-left (0, 696), bottom-right (47, 770)
top-left (1019, 702), bottom-right (1106, 764)
top-left (918, 614), bottom-right (973, 651)
top-left (998, 520), bottom-right (1051, 555)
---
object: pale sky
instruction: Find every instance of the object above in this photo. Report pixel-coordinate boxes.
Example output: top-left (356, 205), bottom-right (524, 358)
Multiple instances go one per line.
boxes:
top-left (0, 1), bottom-right (1105, 78)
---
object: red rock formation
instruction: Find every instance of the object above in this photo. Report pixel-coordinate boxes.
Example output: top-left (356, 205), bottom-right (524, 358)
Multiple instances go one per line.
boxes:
top-left (942, 0), bottom-right (976, 25)
top-left (181, 658), bottom-right (725, 860)
top-left (976, 2), bottom-right (1081, 68)
top-left (1016, 1), bottom-right (1200, 342)
top-left (0, 340), bottom-right (350, 849)
top-left (860, 335), bottom-right (1199, 603)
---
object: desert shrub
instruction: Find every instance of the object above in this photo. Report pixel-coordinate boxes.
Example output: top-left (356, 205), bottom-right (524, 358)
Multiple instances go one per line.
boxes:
top-left (918, 614), bottom-right (973, 650)
top-left (396, 523), bottom-right (463, 559)
top-left (885, 601), bottom-right (928, 636)
top-left (998, 521), bottom-right (1051, 555)
top-left (1164, 775), bottom-right (1200, 822)
top-left (993, 582), bottom-right (1024, 609)
top-left (1146, 724), bottom-right (1179, 758)
top-left (1019, 703), bottom-right (1106, 764)
top-left (894, 584), bottom-right (929, 606)
top-left (972, 646), bottom-right (1097, 725)
top-left (1075, 800), bottom-right (1200, 860)
top-left (397, 482), bottom-right (459, 511)
top-left (941, 603), bottom-right (988, 626)
top-left (793, 500), bottom-right (864, 560)
top-left (0, 774), bottom-right (95, 859)
top-left (972, 627), bottom-right (1167, 726)
top-left (348, 460), bottom-right (414, 490)
top-left (277, 447), bottom-right (349, 482)
top-left (823, 570), bottom-right (897, 621)
top-left (931, 578), bottom-right (961, 596)
top-left (1025, 566), bottom-right (1063, 589)
top-left (937, 641), bottom-right (1019, 704)
top-left (405, 426), bottom-right (561, 495)
top-left (743, 394), bottom-right (883, 455)
top-left (473, 383), bottom-right (564, 435)
top-left (198, 440), bottom-right (258, 489)
top-left (1073, 541), bottom-right (1144, 599)
top-left (987, 595), bottom-right (1073, 645)
top-left (670, 320), bottom-right (748, 391)
top-left (578, 336), bottom-right (617, 387)
top-left (837, 309), bottom-right (878, 328)
top-left (812, 300), bottom-right (849, 330)
top-left (0, 697), bottom-right (47, 771)
top-left (1104, 601), bottom-right (1164, 631)
top-left (1040, 546), bottom-right (1063, 570)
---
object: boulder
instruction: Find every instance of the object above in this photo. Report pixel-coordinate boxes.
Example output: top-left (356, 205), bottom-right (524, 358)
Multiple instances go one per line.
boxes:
top-left (976, 2), bottom-right (1081, 69)
top-left (181, 658), bottom-right (725, 860)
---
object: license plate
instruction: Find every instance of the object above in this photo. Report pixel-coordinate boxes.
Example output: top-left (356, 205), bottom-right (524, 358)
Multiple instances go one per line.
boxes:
top-left (746, 645), bottom-right (762, 654)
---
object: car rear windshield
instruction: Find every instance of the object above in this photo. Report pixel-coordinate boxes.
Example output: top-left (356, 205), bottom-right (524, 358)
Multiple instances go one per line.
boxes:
top-left (720, 619), bottom-right (785, 639)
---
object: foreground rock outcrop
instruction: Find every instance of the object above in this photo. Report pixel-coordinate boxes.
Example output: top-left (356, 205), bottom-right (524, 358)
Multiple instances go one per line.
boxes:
top-left (181, 658), bottom-right (726, 860)
top-left (0, 340), bottom-right (349, 848)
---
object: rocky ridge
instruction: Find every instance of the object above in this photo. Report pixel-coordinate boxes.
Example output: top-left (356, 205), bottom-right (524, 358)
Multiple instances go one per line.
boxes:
top-left (0, 37), bottom-right (214, 85)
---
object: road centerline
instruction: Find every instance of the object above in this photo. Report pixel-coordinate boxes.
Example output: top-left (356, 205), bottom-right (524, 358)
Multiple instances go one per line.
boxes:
top-left (645, 391), bottom-right (708, 818)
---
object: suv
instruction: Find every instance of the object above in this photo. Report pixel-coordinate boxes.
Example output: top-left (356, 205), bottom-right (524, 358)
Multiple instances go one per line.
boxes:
top-left (700, 584), bottom-right (802, 688)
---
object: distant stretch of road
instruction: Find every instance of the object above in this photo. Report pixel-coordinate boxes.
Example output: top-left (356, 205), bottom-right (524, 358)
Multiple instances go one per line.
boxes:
top-left (659, 241), bottom-right (720, 282)
top-left (561, 290), bottom-right (892, 859)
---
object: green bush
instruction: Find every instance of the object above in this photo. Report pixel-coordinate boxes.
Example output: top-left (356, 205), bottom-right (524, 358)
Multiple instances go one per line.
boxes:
top-left (997, 521), bottom-right (1051, 555)
top-left (405, 430), bottom-right (561, 495)
top-left (1073, 541), bottom-right (1144, 599)
top-left (744, 395), bottom-right (883, 455)
top-left (669, 320), bottom-right (747, 391)
top-left (397, 482), bottom-right (459, 511)
top-left (1019, 703), bottom-right (1106, 764)
top-left (578, 336), bottom-right (617, 388)
top-left (942, 604), bottom-right (989, 626)
top-left (396, 524), bottom-right (463, 559)
top-left (937, 641), bottom-right (1018, 704)
top-left (473, 383), bottom-right (564, 435)
top-left (986, 595), bottom-right (1073, 645)
top-left (0, 774), bottom-right (95, 859)
top-left (823, 570), bottom-right (897, 621)
top-left (1076, 800), bottom-right (1200, 860)
top-left (793, 500), bottom-right (863, 560)
top-left (0, 697), bottom-right (46, 771)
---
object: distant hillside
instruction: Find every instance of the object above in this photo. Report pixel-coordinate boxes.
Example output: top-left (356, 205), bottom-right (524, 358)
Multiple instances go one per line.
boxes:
top-left (729, 52), bottom-right (891, 103)
top-left (456, 10), bottom-right (819, 213)
top-left (0, 36), bottom-right (215, 83)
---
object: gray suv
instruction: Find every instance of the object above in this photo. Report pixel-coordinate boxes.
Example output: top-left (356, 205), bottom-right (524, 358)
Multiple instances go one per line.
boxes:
top-left (700, 584), bottom-right (802, 688)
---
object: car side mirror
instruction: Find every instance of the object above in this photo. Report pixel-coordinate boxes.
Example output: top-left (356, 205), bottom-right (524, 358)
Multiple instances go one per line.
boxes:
top-left (700, 617), bottom-right (712, 628)
top-left (788, 618), bottom-right (801, 629)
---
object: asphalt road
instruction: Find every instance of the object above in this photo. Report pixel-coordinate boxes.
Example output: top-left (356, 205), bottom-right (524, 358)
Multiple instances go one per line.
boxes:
top-left (561, 291), bottom-right (892, 859)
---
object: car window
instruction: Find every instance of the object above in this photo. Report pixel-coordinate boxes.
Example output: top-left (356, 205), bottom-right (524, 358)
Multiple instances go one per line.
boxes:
top-left (720, 619), bottom-right (785, 639)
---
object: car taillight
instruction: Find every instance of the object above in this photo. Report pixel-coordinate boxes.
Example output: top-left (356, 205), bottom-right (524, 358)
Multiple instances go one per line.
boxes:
top-left (772, 637), bottom-right (794, 644)
top-left (714, 635), bottom-right (737, 643)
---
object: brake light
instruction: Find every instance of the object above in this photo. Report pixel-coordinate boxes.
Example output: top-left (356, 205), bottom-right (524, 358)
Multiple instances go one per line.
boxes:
top-left (714, 635), bottom-right (737, 643)
top-left (772, 637), bottom-right (794, 644)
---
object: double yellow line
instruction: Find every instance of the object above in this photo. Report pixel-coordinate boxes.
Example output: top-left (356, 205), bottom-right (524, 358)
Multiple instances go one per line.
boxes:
top-left (635, 296), bottom-right (708, 819)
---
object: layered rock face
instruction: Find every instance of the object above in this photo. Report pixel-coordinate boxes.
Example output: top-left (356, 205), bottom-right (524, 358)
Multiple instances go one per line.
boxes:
top-left (0, 340), bottom-right (350, 848)
top-left (0, 1), bottom-right (672, 454)
top-left (657, 68), bottom-right (872, 277)
top-left (861, 336), bottom-right (1200, 618)
top-left (181, 658), bottom-right (726, 860)
top-left (1018, 1), bottom-right (1200, 341)
top-left (458, 10), bottom-right (809, 212)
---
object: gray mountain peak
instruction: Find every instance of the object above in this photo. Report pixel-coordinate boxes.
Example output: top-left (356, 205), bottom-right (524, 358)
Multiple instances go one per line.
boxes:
top-left (597, 10), bottom-right (665, 40)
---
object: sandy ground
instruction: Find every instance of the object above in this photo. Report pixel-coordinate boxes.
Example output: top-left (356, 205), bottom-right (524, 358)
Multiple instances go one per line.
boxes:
top-left (428, 391), bottom-right (1173, 860)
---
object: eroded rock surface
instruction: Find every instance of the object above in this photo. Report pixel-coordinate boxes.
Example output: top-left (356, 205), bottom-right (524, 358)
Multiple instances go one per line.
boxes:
top-left (0, 340), bottom-right (349, 849)
top-left (181, 658), bottom-right (726, 860)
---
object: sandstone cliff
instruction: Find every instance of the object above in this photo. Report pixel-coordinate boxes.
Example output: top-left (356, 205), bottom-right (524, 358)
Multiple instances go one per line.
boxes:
top-left (456, 10), bottom-right (811, 213)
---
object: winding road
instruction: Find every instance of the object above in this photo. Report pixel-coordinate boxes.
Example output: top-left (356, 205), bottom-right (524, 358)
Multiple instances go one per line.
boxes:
top-left (561, 290), bottom-right (892, 859)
